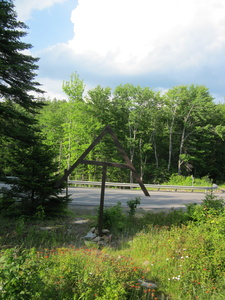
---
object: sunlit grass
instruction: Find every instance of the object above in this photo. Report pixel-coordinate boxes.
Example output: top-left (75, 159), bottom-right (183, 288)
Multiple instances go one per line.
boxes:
top-left (1, 194), bottom-right (225, 299)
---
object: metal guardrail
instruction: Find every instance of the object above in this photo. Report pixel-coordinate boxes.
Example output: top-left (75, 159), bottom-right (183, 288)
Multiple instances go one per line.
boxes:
top-left (68, 180), bottom-right (218, 192)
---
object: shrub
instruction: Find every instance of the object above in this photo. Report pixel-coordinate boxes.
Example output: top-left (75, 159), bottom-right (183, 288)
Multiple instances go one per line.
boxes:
top-left (185, 193), bottom-right (225, 223)
top-left (99, 202), bottom-right (126, 232)
top-left (127, 197), bottom-right (141, 217)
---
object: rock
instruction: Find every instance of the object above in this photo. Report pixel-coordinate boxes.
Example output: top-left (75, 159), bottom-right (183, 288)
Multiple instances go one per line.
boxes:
top-left (138, 279), bottom-right (158, 289)
top-left (82, 227), bottom-right (112, 245)
top-left (84, 232), bottom-right (96, 239)
top-left (102, 234), bottom-right (112, 243)
top-left (90, 227), bottom-right (96, 233)
top-left (40, 227), bottom-right (51, 231)
top-left (92, 236), bottom-right (101, 242)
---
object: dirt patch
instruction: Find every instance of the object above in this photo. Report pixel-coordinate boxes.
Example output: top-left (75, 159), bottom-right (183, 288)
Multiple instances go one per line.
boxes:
top-left (68, 205), bottom-right (98, 216)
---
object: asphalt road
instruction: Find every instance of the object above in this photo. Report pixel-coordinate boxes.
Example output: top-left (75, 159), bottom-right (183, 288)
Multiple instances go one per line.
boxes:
top-left (1, 182), bottom-right (224, 211)
top-left (66, 187), bottom-right (225, 211)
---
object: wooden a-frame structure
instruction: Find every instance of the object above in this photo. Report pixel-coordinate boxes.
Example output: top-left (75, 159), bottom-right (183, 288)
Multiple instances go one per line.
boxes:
top-left (55, 125), bottom-right (150, 235)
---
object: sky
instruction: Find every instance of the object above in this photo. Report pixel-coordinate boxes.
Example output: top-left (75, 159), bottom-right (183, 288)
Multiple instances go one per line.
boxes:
top-left (14, 0), bottom-right (225, 102)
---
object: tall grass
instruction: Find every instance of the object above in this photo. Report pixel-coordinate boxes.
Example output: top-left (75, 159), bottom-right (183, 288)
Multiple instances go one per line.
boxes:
top-left (1, 194), bottom-right (225, 299)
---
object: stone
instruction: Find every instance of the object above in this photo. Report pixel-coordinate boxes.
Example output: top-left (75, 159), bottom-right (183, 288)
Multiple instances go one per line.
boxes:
top-left (84, 232), bottom-right (96, 239)
top-left (92, 236), bottom-right (101, 242)
top-left (138, 279), bottom-right (158, 289)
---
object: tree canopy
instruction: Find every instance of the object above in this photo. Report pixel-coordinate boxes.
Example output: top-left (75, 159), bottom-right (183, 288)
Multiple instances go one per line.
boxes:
top-left (36, 75), bottom-right (225, 184)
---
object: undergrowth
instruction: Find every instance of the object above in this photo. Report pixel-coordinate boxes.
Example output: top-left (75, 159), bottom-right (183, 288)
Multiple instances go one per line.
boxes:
top-left (0, 193), bottom-right (225, 299)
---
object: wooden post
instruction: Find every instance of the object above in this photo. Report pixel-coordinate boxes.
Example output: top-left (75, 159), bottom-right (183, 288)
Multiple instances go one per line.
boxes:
top-left (98, 166), bottom-right (107, 236)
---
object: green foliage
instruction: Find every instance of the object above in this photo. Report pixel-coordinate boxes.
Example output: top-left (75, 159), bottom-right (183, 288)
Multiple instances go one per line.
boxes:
top-left (0, 137), bottom-right (71, 217)
top-left (0, 247), bottom-right (150, 300)
top-left (99, 202), bottom-right (126, 232)
top-left (185, 193), bottom-right (225, 223)
top-left (127, 197), bottom-right (141, 217)
top-left (0, 0), bottom-right (43, 111)
top-left (37, 75), bottom-right (225, 183)
top-left (0, 248), bottom-right (45, 299)
top-left (164, 174), bottom-right (213, 186)
top-left (3, 194), bottom-right (225, 298)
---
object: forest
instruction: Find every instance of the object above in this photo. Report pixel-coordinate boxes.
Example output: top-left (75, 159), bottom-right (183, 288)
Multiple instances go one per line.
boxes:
top-left (1, 0), bottom-right (225, 219)
top-left (31, 73), bottom-right (225, 184)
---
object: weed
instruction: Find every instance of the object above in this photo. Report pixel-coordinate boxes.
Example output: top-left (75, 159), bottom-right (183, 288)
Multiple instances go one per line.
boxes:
top-left (127, 197), bottom-right (141, 217)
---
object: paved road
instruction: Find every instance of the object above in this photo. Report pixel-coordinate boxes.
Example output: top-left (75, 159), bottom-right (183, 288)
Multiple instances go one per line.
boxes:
top-left (1, 183), bottom-right (224, 211)
top-left (66, 187), bottom-right (225, 211)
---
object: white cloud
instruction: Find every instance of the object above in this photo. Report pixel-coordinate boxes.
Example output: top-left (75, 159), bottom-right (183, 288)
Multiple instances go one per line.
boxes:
top-left (66, 0), bottom-right (225, 74)
top-left (38, 77), bottom-right (67, 100)
top-left (14, 0), bottom-right (68, 21)
top-left (21, 0), bottom-right (225, 100)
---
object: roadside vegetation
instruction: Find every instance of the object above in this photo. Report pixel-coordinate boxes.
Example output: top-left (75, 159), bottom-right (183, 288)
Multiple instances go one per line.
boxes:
top-left (1, 193), bottom-right (225, 299)
top-left (1, 2), bottom-right (225, 299)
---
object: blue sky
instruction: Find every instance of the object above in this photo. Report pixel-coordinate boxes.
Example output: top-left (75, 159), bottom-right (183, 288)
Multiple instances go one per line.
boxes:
top-left (14, 0), bottom-right (225, 102)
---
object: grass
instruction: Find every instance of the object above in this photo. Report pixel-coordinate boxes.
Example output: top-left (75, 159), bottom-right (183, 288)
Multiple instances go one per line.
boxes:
top-left (1, 194), bottom-right (225, 299)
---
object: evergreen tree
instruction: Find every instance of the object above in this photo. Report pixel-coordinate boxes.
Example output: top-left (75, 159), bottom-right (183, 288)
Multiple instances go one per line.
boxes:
top-left (0, 0), bottom-right (44, 143)
top-left (1, 135), bottom-right (70, 217)
top-left (0, 1), bottom-right (70, 217)
top-left (0, 0), bottom-right (43, 109)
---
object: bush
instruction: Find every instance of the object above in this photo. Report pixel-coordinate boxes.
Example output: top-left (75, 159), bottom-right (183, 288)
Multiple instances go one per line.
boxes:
top-left (99, 202), bottom-right (126, 232)
top-left (127, 197), bottom-right (141, 217)
top-left (185, 193), bottom-right (225, 223)
top-left (164, 174), bottom-right (213, 186)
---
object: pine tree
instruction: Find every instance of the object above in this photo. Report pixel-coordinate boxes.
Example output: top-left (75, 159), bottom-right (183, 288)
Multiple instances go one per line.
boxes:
top-left (0, 0), bottom-right (43, 109)
top-left (0, 0), bottom-right (44, 142)
top-left (0, 1), bottom-right (70, 217)
top-left (1, 136), bottom-right (70, 217)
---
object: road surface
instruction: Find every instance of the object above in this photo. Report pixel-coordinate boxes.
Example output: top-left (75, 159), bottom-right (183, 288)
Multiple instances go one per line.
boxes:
top-left (66, 187), bottom-right (225, 211)
top-left (1, 183), bottom-right (223, 211)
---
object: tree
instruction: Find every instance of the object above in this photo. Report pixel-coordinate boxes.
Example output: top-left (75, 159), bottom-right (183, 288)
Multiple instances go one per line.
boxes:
top-left (0, 135), bottom-right (70, 217)
top-left (0, 0), bottom-right (44, 147)
top-left (165, 85), bottom-right (217, 176)
top-left (0, 0), bottom-right (43, 110)
top-left (0, 1), bottom-right (70, 217)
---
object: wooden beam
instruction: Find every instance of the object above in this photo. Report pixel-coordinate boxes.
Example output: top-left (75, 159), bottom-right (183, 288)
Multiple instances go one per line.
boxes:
top-left (81, 159), bottom-right (131, 169)
top-left (98, 166), bottom-right (107, 236)
top-left (54, 126), bottom-right (109, 188)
